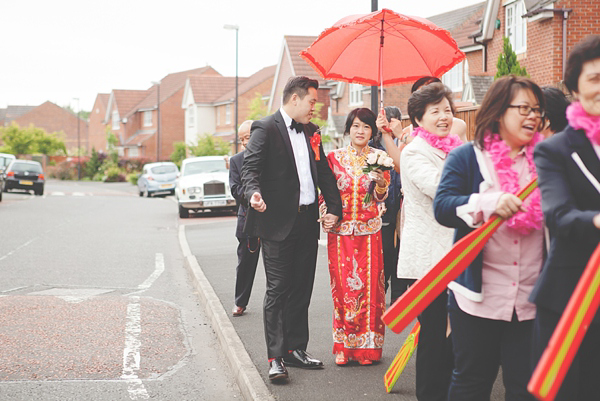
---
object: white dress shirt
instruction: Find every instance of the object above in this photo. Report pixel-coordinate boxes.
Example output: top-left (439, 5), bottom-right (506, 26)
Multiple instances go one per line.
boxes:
top-left (280, 108), bottom-right (316, 206)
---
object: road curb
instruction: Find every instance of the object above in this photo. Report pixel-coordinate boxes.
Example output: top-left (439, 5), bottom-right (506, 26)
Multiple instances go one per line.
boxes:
top-left (178, 225), bottom-right (274, 401)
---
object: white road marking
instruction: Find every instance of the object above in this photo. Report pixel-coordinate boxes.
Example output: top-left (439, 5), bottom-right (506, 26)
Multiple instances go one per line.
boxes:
top-left (51, 191), bottom-right (65, 196)
top-left (121, 296), bottom-right (149, 400)
top-left (29, 288), bottom-right (113, 303)
top-left (72, 192), bottom-right (86, 196)
top-left (0, 238), bottom-right (35, 261)
top-left (137, 253), bottom-right (165, 290)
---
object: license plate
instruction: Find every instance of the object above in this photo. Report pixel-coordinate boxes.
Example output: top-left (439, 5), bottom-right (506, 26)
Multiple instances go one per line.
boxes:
top-left (160, 184), bottom-right (173, 189)
top-left (204, 200), bottom-right (226, 207)
top-left (20, 180), bottom-right (33, 185)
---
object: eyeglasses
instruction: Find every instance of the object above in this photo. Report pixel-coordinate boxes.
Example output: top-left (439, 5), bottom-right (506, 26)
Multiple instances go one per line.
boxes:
top-left (507, 105), bottom-right (545, 118)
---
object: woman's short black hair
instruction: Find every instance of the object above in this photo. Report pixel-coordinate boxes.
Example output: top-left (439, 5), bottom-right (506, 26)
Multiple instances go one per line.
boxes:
top-left (564, 35), bottom-right (600, 94)
top-left (411, 76), bottom-right (442, 93)
top-left (344, 108), bottom-right (377, 136)
top-left (542, 86), bottom-right (570, 133)
top-left (407, 82), bottom-right (455, 127)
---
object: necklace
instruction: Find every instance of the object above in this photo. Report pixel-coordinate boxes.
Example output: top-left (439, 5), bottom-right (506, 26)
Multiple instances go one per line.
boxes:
top-left (566, 101), bottom-right (600, 146)
top-left (484, 132), bottom-right (543, 235)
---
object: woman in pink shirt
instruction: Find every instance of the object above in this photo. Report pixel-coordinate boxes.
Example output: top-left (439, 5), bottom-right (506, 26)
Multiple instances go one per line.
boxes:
top-left (434, 76), bottom-right (546, 401)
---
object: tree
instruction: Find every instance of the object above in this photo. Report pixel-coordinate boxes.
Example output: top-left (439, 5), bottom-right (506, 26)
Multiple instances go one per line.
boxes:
top-left (311, 102), bottom-right (332, 144)
top-left (495, 37), bottom-right (529, 79)
top-left (63, 104), bottom-right (90, 120)
top-left (246, 92), bottom-right (269, 121)
top-left (33, 129), bottom-right (67, 156)
top-left (0, 123), bottom-right (36, 154)
top-left (170, 142), bottom-right (188, 168)
top-left (188, 134), bottom-right (230, 156)
top-left (84, 147), bottom-right (103, 178)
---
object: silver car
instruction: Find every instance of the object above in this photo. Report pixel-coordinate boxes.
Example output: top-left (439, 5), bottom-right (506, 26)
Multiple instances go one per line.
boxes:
top-left (137, 162), bottom-right (179, 197)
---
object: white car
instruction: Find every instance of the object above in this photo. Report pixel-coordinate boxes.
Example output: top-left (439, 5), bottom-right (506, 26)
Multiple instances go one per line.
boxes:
top-left (175, 156), bottom-right (236, 218)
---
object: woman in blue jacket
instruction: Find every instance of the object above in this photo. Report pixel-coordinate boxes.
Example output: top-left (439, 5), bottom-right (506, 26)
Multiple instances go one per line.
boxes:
top-left (434, 76), bottom-right (546, 401)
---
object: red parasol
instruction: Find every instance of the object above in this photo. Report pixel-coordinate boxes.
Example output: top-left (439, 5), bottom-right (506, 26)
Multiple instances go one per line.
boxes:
top-left (300, 8), bottom-right (465, 108)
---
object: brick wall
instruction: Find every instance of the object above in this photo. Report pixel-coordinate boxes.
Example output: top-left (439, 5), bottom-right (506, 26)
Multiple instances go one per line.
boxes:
top-left (88, 98), bottom-right (108, 152)
top-left (156, 87), bottom-right (185, 161)
top-left (486, 0), bottom-right (600, 87)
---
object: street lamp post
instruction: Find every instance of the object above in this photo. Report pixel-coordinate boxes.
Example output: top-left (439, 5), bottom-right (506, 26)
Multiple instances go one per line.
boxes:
top-left (151, 81), bottom-right (161, 162)
top-left (224, 24), bottom-right (239, 154)
top-left (371, 0), bottom-right (379, 114)
top-left (73, 97), bottom-right (81, 180)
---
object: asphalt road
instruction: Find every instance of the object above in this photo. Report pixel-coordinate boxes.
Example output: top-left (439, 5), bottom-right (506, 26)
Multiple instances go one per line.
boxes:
top-left (185, 212), bottom-right (507, 401)
top-left (0, 180), bottom-right (241, 401)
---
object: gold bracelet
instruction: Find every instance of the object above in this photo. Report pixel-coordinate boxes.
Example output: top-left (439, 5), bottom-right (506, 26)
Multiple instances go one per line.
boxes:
top-left (375, 185), bottom-right (387, 194)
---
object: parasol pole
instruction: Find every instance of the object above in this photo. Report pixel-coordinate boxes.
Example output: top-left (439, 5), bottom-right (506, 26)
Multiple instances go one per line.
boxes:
top-left (379, 18), bottom-right (385, 111)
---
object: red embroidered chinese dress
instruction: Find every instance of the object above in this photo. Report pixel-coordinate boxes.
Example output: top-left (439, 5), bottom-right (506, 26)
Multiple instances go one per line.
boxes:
top-left (326, 145), bottom-right (389, 361)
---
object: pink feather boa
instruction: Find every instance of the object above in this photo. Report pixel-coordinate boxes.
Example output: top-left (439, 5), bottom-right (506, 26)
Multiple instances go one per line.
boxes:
top-left (484, 132), bottom-right (543, 235)
top-left (566, 101), bottom-right (600, 145)
top-left (414, 126), bottom-right (462, 154)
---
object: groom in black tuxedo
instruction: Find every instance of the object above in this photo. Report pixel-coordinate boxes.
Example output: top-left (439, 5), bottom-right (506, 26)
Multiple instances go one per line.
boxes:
top-left (242, 76), bottom-right (342, 381)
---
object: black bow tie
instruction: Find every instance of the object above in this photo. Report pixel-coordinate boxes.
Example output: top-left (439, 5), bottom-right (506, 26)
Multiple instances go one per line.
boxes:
top-left (290, 119), bottom-right (304, 134)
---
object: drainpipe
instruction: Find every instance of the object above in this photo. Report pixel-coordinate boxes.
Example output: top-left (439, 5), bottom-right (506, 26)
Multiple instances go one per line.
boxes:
top-left (473, 37), bottom-right (488, 72)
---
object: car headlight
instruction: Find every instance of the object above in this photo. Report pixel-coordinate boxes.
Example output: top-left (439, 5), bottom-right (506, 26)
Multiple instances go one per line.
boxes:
top-left (187, 187), bottom-right (202, 194)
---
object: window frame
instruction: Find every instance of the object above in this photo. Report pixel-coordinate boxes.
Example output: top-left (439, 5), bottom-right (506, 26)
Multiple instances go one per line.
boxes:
top-left (348, 83), bottom-right (363, 106)
top-left (505, 0), bottom-right (527, 54)
top-left (143, 110), bottom-right (152, 127)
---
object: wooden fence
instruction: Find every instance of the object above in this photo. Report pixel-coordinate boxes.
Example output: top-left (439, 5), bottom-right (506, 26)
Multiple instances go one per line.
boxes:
top-left (398, 105), bottom-right (480, 141)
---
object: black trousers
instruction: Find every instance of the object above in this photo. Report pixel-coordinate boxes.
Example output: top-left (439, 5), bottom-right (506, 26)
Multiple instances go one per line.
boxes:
top-left (448, 292), bottom-right (534, 401)
top-left (532, 306), bottom-right (600, 401)
top-left (416, 291), bottom-right (453, 401)
top-left (234, 236), bottom-right (260, 308)
top-left (381, 223), bottom-right (402, 303)
top-left (261, 207), bottom-right (319, 359)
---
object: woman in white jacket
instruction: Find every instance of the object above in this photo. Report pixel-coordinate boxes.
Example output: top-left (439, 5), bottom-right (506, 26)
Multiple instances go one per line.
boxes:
top-left (397, 82), bottom-right (461, 401)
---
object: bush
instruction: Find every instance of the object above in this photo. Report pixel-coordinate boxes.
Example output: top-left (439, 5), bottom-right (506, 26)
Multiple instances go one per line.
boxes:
top-left (48, 161), bottom-right (77, 180)
top-left (104, 166), bottom-right (126, 182)
top-left (127, 173), bottom-right (140, 185)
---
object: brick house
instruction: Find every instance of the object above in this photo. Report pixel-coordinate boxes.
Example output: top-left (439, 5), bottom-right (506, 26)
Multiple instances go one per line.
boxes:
top-left (181, 65), bottom-right (276, 152)
top-left (9, 101), bottom-right (88, 152)
top-left (468, 0), bottom-right (600, 89)
top-left (0, 105), bottom-right (36, 127)
top-left (101, 66), bottom-right (221, 161)
top-left (88, 93), bottom-right (109, 152)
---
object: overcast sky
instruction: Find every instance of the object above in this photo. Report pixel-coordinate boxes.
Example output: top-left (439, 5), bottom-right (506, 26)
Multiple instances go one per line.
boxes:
top-left (0, 0), bottom-right (484, 111)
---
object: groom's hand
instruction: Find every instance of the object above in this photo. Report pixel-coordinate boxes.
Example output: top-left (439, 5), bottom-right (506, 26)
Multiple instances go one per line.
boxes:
top-left (250, 192), bottom-right (266, 212)
top-left (318, 213), bottom-right (339, 232)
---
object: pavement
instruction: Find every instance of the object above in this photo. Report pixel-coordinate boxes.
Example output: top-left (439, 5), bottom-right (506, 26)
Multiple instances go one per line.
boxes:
top-left (179, 214), bottom-right (506, 401)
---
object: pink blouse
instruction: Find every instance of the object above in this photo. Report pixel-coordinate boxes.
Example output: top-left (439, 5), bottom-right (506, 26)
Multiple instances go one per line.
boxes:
top-left (454, 148), bottom-right (544, 322)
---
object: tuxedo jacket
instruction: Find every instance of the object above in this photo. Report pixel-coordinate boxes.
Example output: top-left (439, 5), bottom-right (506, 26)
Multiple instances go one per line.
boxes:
top-left (530, 125), bottom-right (600, 319)
top-left (241, 110), bottom-right (342, 241)
top-left (229, 151), bottom-right (248, 239)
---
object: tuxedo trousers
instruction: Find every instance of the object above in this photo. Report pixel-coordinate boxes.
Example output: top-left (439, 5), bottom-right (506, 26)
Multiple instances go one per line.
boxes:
top-left (234, 236), bottom-right (260, 308)
top-left (261, 206), bottom-right (319, 359)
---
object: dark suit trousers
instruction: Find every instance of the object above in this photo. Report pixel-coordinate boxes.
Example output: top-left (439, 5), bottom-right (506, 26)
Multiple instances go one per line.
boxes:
top-left (261, 206), bottom-right (319, 359)
top-left (381, 223), bottom-right (402, 303)
top-left (532, 306), bottom-right (600, 401)
top-left (447, 293), bottom-right (534, 401)
top-left (234, 236), bottom-right (260, 308)
top-left (416, 291), bottom-right (453, 401)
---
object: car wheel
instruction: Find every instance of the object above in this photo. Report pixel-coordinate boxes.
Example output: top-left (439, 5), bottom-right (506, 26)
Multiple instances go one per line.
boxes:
top-left (0, 189), bottom-right (2, 202)
top-left (138, 188), bottom-right (143, 197)
top-left (179, 205), bottom-right (189, 218)
top-left (35, 188), bottom-right (44, 196)
top-left (145, 189), bottom-right (152, 198)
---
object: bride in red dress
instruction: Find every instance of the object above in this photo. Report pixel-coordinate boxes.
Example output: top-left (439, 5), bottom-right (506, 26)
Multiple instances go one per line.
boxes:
top-left (322, 108), bottom-right (390, 365)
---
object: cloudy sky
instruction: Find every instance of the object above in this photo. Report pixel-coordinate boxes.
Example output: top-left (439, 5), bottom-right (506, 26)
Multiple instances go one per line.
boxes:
top-left (0, 0), bottom-right (484, 111)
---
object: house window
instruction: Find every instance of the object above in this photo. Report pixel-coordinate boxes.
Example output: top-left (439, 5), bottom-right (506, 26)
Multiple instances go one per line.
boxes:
top-left (348, 84), bottom-right (363, 106)
top-left (187, 106), bottom-right (195, 127)
top-left (143, 111), bottom-right (152, 127)
top-left (112, 110), bottom-right (120, 130)
top-left (442, 61), bottom-right (463, 92)
top-left (217, 107), bottom-right (221, 126)
top-left (225, 104), bottom-right (231, 125)
top-left (505, 0), bottom-right (527, 54)
top-left (129, 147), bottom-right (139, 157)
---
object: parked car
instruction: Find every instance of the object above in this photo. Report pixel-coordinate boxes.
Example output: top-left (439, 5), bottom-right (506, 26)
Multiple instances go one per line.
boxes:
top-left (0, 152), bottom-right (16, 174)
top-left (175, 156), bottom-right (236, 218)
top-left (4, 160), bottom-right (45, 196)
top-left (137, 162), bottom-right (179, 197)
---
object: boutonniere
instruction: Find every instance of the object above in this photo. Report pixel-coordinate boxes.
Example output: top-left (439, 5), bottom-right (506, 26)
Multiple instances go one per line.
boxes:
top-left (310, 131), bottom-right (322, 161)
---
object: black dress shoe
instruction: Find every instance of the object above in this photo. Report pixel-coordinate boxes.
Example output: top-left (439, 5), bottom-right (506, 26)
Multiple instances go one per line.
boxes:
top-left (283, 349), bottom-right (324, 369)
top-left (268, 358), bottom-right (289, 381)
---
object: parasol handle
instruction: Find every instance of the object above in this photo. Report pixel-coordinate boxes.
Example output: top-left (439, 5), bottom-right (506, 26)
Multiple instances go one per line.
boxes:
top-left (379, 19), bottom-right (384, 110)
